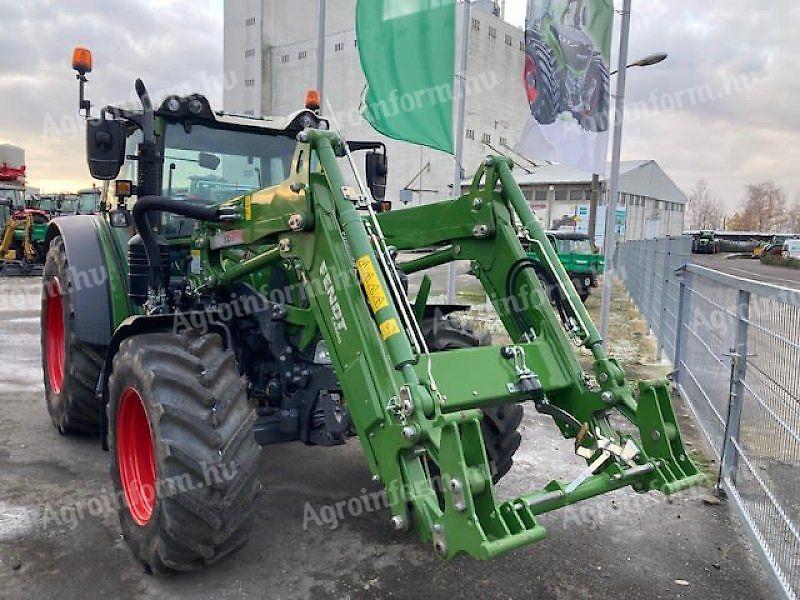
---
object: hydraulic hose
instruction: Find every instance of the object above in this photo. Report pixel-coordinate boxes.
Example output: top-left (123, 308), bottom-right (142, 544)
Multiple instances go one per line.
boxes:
top-left (506, 258), bottom-right (572, 335)
top-left (132, 195), bottom-right (230, 289)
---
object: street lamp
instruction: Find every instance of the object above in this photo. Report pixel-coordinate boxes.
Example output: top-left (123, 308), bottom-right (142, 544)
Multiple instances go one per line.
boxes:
top-left (611, 52), bottom-right (668, 75)
top-left (598, 0), bottom-right (668, 346)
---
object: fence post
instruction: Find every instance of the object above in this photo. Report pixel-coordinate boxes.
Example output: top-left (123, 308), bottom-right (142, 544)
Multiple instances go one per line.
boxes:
top-left (658, 237), bottom-right (672, 357)
top-left (722, 289), bottom-right (751, 484)
top-left (673, 267), bottom-right (688, 377)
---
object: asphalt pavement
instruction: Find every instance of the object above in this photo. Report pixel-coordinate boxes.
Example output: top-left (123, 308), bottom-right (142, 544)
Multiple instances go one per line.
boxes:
top-left (0, 275), bottom-right (775, 599)
top-left (694, 253), bottom-right (800, 290)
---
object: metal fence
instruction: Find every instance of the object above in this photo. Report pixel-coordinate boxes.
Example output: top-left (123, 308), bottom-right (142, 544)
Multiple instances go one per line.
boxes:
top-left (616, 237), bottom-right (800, 600)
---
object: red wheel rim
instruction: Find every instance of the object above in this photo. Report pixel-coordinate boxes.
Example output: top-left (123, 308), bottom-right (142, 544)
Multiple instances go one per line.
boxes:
top-left (44, 278), bottom-right (66, 394)
top-left (117, 387), bottom-right (157, 526)
top-left (524, 54), bottom-right (539, 105)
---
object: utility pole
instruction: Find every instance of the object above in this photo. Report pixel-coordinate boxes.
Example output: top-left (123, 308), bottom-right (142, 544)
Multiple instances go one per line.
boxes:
top-left (588, 173), bottom-right (600, 241)
top-left (599, 0), bottom-right (632, 344)
top-left (448, 0), bottom-right (472, 303)
top-left (317, 0), bottom-right (326, 109)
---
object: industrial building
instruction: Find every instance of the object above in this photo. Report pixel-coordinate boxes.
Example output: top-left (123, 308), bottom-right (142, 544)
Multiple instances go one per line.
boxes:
top-left (223, 1), bottom-right (686, 241)
top-left (224, 0), bottom-right (528, 205)
top-left (515, 160), bottom-right (687, 240)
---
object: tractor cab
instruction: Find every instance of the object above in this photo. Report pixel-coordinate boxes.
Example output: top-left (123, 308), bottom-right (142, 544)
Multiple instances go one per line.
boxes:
top-left (76, 187), bottom-right (102, 215)
top-left (552, 0), bottom-right (594, 72)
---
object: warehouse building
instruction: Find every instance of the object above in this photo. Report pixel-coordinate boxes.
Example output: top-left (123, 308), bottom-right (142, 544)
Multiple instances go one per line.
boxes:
top-left (515, 160), bottom-right (687, 241)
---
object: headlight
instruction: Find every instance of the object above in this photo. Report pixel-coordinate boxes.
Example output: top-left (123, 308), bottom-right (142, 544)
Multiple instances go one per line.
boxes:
top-left (165, 96), bottom-right (181, 112)
top-left (299, 114), bottom-right (316, 129)
top-left (188, 98), bottom-right (204, 115)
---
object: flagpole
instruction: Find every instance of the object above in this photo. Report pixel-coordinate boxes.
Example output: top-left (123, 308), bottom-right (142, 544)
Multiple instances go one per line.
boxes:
top-left (448, 0), bottom-right (472, 304)
top-left (599, 0), bottom-right (632, 345)
top-left (317, 0), bottom-right (326, 110)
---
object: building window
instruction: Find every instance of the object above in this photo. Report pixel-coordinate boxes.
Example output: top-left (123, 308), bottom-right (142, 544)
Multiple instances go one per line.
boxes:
top-left (245, 49), bottom-right (255, 58)
top-left (499, 136), bottom-right (508, 146)
top-left (482, 132), bottom-right (491, 144)
top-left (520, 40), bottom-right (525, 51)
top-left (243, 110), bottom-right (255, 116)
top-left (488, 26), bottom-right (497, 40)
top-left (505, 34), bottom-right (513, 46)
top-left (465, 129), bottom-right (475, 140)
top-left (335, 42), bottom-right (344, 52)
top-left (244, 79), bottom-right (255, 87)
top-left (570, 189), bottom-right (587, 203)
top-left (534, 190), bottom-right (547, 203)
top-left (281, 54), bottom-right (290, 63)
top-left (472, 18), bottom-right (480, 31)
top-left (298, 50), bottom-right (307, 60)
top-left (554, 189), bottom-right (568, 202)
top-left (245, 17), bottom-right (256, 26)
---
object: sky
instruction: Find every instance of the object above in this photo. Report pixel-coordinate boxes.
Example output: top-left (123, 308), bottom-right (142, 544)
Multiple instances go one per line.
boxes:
top-left (1, 0), bottom-right (798, 214)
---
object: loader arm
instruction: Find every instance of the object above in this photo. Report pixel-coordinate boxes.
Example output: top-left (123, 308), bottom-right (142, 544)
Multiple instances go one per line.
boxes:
top-left (197, 131), bottom-right (702, 560)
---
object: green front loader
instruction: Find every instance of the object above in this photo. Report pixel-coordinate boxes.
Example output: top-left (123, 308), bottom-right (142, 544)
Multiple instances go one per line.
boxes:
top-left (39, 54), bottom-right (701, 573)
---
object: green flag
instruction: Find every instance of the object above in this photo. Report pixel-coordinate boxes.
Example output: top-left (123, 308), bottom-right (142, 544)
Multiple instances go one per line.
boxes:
top-left (356, 0), bottom-right (456, 154)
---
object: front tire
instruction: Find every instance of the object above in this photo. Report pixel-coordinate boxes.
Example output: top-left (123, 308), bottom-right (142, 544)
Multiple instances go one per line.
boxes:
top-left (41, 235), bottom-right (104, 434)
top-left (108, 330), bottom-right (261, 573)
top-left (423, 315), bottom-right (523, 483)
top-left (524, 32), bottom-right (561, 126)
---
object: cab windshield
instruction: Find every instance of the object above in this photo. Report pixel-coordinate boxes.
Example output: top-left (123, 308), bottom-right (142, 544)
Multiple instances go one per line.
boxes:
top-left (161, 122), bottom-right (296, 206)
top-left (557, 238), bottom-right (594, 254)
top-left (0, 188), bottom-right (24, 210)
top-left (77, 192), bottom-right (99, 214)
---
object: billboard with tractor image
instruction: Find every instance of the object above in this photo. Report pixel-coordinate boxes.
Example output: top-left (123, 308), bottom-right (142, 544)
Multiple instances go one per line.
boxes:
top-left (517, 0), bottom-right (613, 174)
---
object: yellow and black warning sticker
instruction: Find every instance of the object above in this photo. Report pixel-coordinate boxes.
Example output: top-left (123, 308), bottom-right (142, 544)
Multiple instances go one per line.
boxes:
top-left (356, 255), bottom-right (389, 314)
top-left (244, 195), bottom-right (252, 221)
top-left (379, 318), bottom-right (401, 340)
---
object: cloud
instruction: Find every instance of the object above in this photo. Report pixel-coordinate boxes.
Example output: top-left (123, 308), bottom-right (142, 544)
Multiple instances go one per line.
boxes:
top-left (3, 0), bottom-right (798, 214)
top-left (506, 0), bottom-right (799, 212)
top-left (0, 0), bottom-right (224, 192)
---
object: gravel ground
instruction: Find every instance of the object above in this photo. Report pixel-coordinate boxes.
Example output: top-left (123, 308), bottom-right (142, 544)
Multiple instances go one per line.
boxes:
top-left (0, 273), bottom-right (776, 599)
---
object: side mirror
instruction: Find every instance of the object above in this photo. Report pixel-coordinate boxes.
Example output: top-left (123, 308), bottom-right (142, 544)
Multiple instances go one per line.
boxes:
top-left (86, 117), bottom-right (126, 180)
top-left (109, 208), bottom-right (132, 228)
top-left (365, 151), bottom-right (388, 202)
top-left (198, 152), bottom-right (221, 170)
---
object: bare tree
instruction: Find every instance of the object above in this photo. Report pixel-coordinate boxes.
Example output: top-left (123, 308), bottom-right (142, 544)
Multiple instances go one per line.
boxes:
top-left (786, 196), bottom-right (800, 234)
top-left (738, 182), bottom-right (788, 232)
top-left (687, 180), bottom-right (724, 229)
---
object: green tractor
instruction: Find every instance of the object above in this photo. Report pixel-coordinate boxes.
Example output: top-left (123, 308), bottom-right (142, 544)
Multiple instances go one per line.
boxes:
top-left (692, 230), bottom-right (719, 254)
top-left (527, 231), bottom-right (604, 302)
top-left (40, 50), bottom-right (701, 573)
top-left (524, 0), bottom-right (611, 132)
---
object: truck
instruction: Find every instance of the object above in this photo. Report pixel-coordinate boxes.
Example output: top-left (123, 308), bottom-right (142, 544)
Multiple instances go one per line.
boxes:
top-left (38, 48), bottom-right (701, 574)
top-left (540, 231), bottom-right (604, 302)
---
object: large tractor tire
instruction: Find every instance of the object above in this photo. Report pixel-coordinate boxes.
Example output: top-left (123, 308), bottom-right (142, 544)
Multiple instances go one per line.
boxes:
top-left (423, 315), bottom-right (523, 483)
top-left (524, 32), bottom-right (561, 126)
top-left (577, 53), bottom-right (610, 133)
top-left (41, 235), bottom-right (104, 434)
top-left (107, 330), bottom-right (261, 573)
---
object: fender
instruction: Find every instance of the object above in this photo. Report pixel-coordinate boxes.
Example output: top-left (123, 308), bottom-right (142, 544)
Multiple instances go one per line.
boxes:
top-left (45, 216), bottom-right (113, 346)
top-left (96, 313), bottom-right (233, 449)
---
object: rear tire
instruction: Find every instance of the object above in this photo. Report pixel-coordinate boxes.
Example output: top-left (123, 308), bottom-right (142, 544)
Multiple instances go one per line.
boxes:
top-left (41, 235), bottom-right (104, 434)
top-left (423, 315), bottom-right (523, 483)
top-left (107, 330), bottom-right (261, 573)
top-left (577, 53), bottom-right (610, 132)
